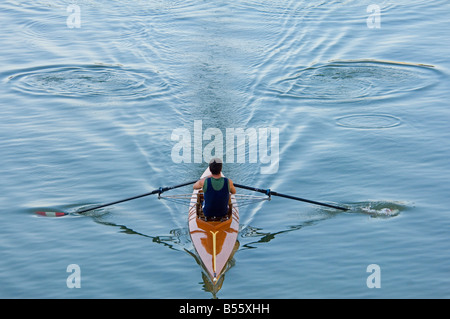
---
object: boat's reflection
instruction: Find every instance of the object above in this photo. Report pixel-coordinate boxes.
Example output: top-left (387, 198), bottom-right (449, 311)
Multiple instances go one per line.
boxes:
top-left (185, 241), bottom-right (240, 298)
top-left (91, 216), bottom-right (315, 297)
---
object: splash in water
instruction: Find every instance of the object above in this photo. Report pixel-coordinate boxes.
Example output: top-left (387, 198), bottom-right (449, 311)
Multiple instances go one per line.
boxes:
top-left (351, 201), bottom-right (408, 218)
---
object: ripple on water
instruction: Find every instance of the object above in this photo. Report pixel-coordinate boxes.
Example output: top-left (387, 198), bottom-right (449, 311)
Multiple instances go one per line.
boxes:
top-left (336, 114), bottom-right (401, 129)
top-left (4, 64), bottom-right (168, 100)
top-left (268, 60), bottom-right (438, 102)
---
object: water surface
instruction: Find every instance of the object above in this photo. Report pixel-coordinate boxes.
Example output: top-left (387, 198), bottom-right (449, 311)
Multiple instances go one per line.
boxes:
top-left (1, 0), bottom-right (450, 298)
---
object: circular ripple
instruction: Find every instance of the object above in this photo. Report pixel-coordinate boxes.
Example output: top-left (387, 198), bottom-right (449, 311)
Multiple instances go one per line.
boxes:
top-left (5, 64), bottom-right (168, 100)
top-left (270, 60), bottom-right (439, 102)
top-left (336, 114), bottom-right (401, 129)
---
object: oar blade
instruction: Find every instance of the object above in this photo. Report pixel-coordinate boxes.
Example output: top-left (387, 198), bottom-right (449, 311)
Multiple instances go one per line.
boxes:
top-left (35, 211), bottom-right (68, 217)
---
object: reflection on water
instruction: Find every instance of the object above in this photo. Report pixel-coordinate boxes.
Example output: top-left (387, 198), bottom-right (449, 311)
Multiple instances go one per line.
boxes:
top-left (30, 196), bottom-right (407, 297)
top-left (55, 197), bottom-right (406, 297)
top-left (85, 212), bottom-right (234, 296)
top-left (185, 241), bottom-right (240, 298)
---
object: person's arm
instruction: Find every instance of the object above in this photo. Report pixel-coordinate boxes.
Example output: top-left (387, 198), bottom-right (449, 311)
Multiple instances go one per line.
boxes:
top-left (193, 176), bottom-right (210, 190)
top-left (193, 178), bottom-right (204, 190)
top-left (228, 179), bottom-right (236, 194)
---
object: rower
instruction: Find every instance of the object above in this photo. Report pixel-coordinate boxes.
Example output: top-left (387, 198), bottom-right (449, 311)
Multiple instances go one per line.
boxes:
top-left (193, 158), bottom-right (236, 221)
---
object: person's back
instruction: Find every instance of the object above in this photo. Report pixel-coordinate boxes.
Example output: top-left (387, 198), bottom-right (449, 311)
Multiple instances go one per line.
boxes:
top-left (203, 175), bottom-right (229, 218)
top-left (193, 158), bottom-right (236, 220)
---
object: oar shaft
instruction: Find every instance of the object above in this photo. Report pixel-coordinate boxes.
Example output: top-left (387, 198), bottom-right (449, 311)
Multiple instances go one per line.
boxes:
top-left (77, 180), bottom-right (197, 214)
top-left (270, 191), bottom-right (348, 211)
top-left (233, 183), bottom-right (267, 194)
top-left (76, 190), bottom-right (158, 214)
top-left (233, 183), bottom-right (348, 211)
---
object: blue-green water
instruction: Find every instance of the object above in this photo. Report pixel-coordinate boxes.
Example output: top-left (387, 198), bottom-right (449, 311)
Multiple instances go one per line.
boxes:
top-left (1, 0), bottom-right (450, 299)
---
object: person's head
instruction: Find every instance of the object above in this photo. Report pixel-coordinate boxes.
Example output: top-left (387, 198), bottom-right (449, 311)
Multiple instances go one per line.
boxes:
top-left (209, 157), bottom-right (223, 175)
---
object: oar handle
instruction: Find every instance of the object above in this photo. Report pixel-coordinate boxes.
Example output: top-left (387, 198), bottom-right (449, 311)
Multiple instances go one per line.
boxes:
top-left (234, 183), bottom-right (349, 211)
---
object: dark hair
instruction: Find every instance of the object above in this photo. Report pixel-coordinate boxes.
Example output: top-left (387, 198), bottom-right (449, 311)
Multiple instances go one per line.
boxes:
top-left (209, 162), bottom-right (222, 175)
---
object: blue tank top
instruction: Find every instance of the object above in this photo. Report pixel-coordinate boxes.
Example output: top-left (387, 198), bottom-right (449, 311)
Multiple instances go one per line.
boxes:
top-left (203, 177), bottom-right (229, 218)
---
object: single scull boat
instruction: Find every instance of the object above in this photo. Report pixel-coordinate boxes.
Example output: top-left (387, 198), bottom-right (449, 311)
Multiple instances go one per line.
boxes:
top-left (188, 167), bottom-right (239, 285)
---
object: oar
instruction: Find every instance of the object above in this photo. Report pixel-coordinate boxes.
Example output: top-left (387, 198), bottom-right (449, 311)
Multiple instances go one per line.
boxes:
top-left (233, 183), bottom-right (349, 211)
top-left (76, 180), bottom-right (198, 214)
top-left (36, 180), bottom-right (197, 217)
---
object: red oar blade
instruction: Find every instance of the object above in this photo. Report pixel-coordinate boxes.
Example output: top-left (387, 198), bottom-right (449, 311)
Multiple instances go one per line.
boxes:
top-left (35, 211), bottom-right (68, 217)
